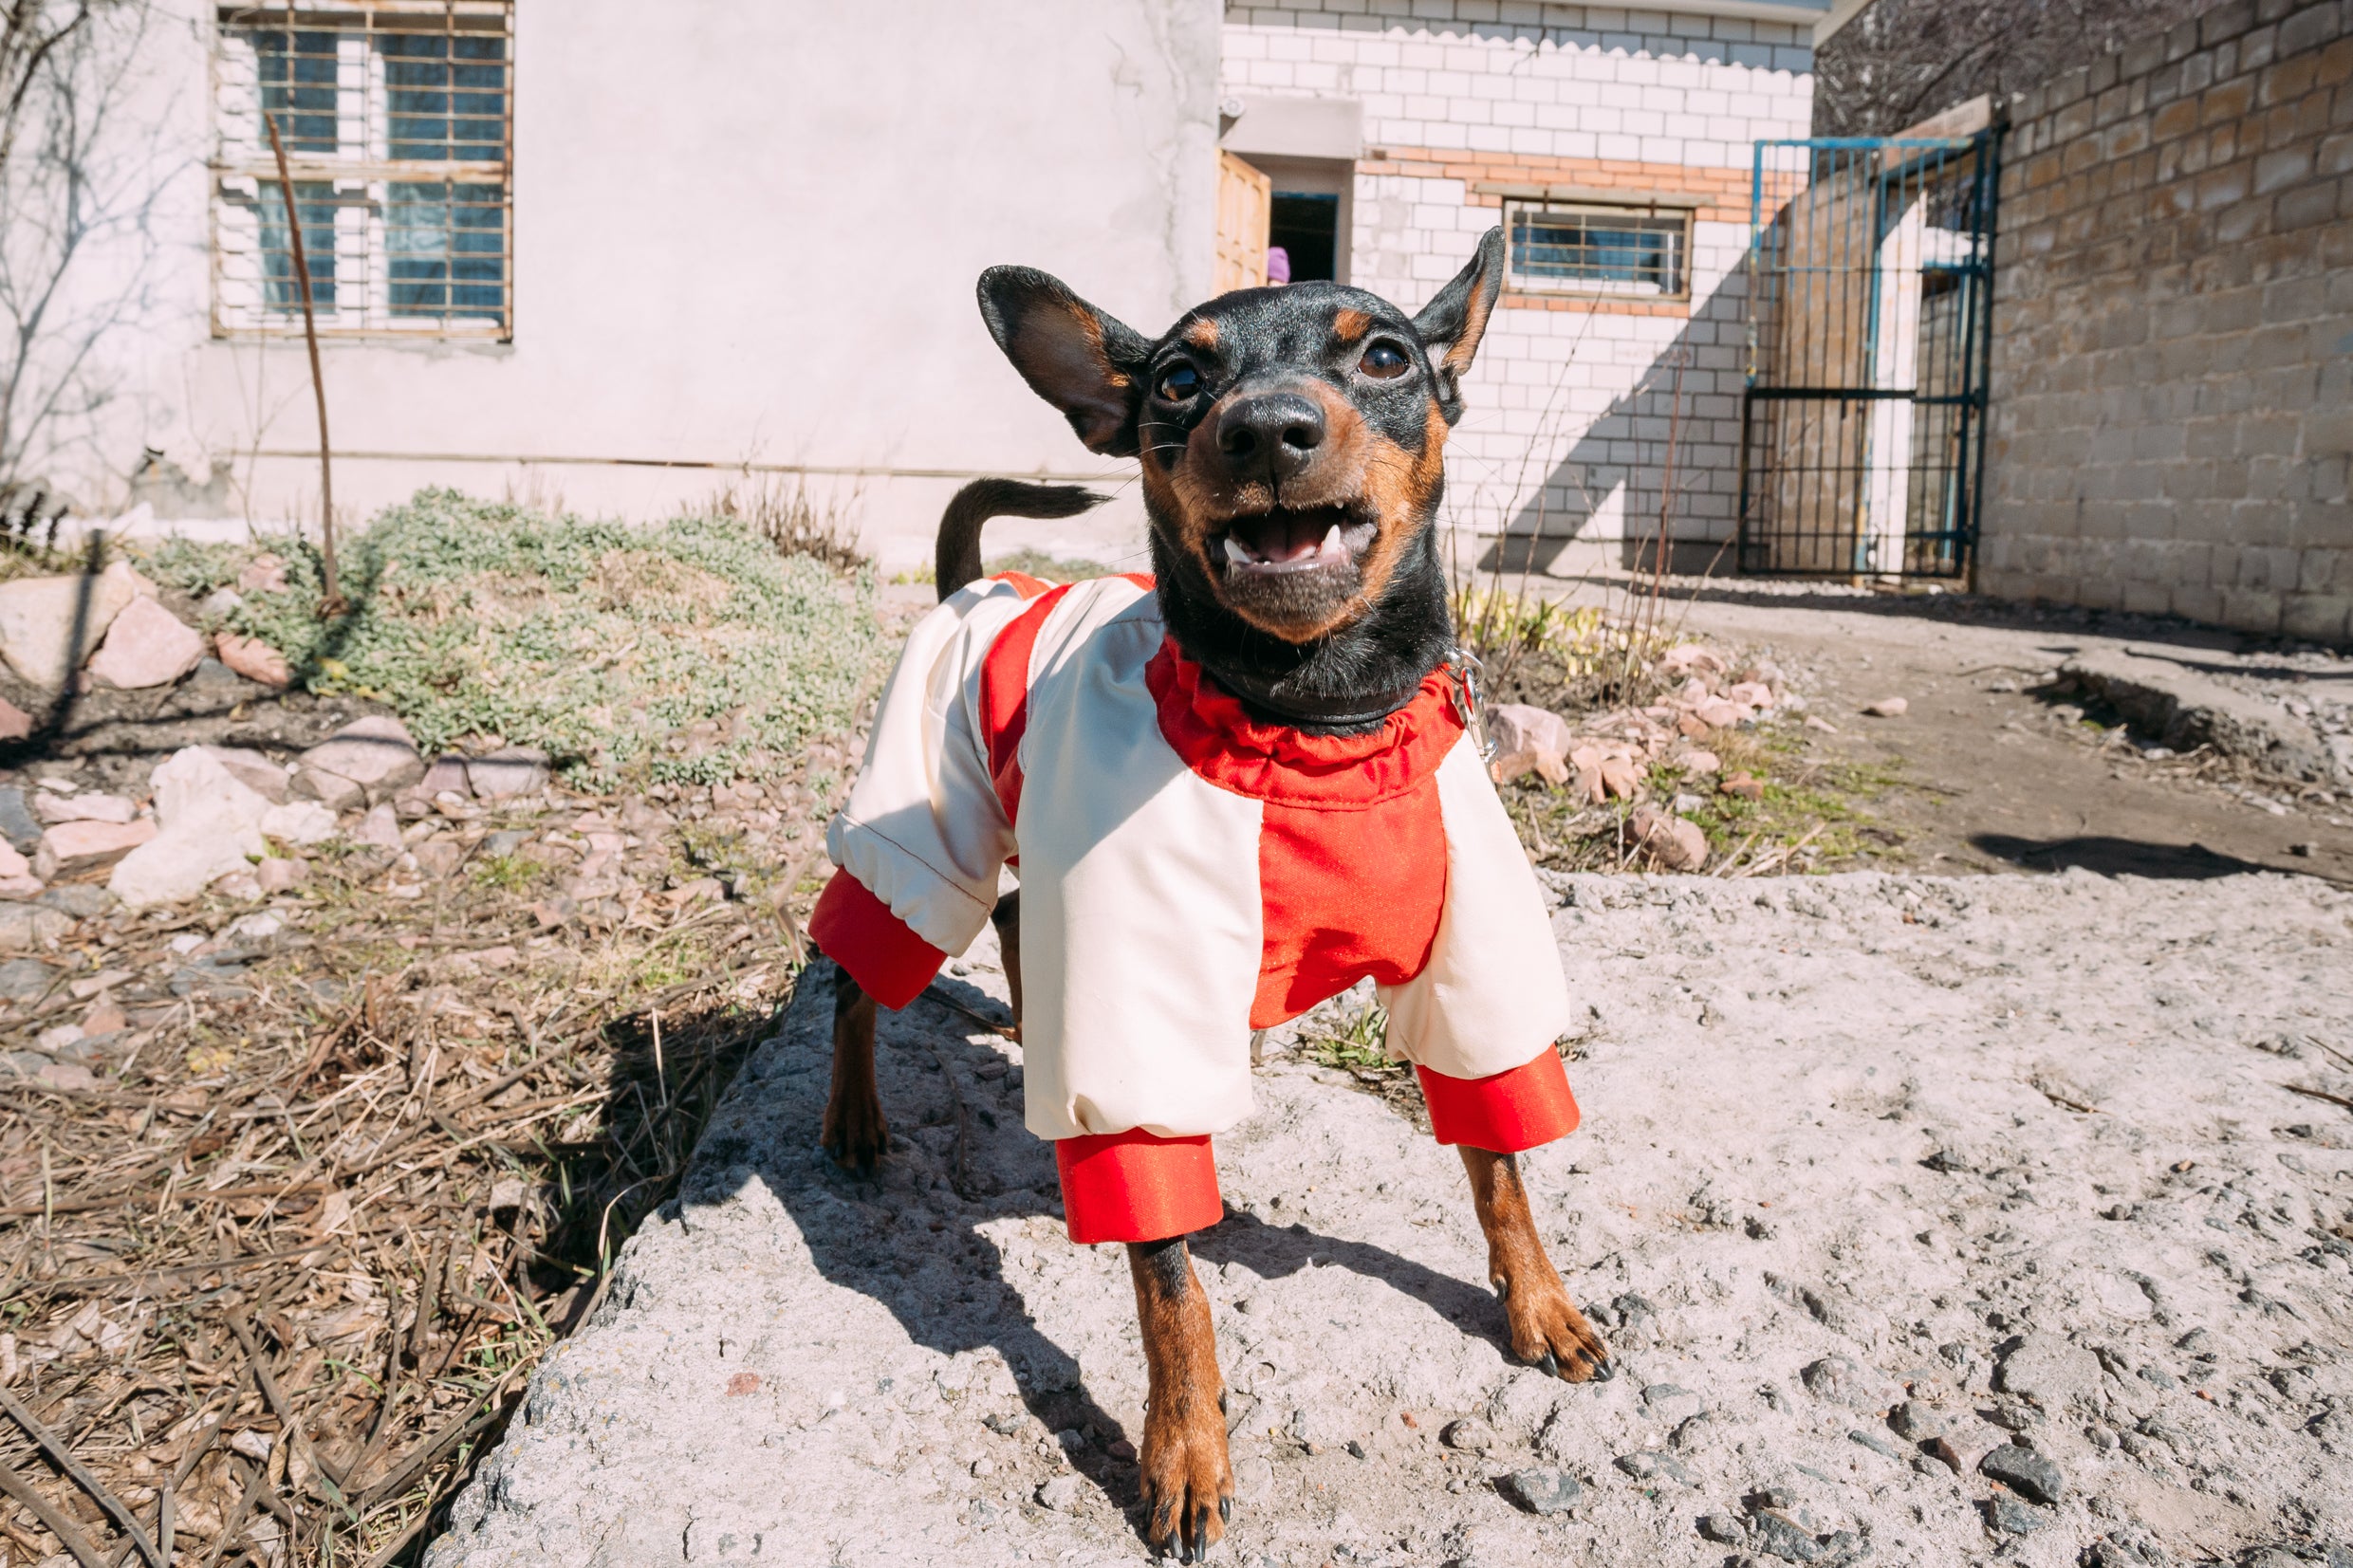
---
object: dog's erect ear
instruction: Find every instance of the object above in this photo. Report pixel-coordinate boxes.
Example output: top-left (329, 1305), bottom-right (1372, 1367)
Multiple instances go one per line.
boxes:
top-left (1412, 227), bottom-right (1506, 421)
top-left (977, 267), bottom-right (1155, 457)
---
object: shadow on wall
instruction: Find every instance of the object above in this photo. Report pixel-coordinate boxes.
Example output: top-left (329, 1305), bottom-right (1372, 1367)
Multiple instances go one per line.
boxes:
top-left (1472, 259), bottom-right (1751, 581)
top-left (676, 966), bottom-right (1516, 1549)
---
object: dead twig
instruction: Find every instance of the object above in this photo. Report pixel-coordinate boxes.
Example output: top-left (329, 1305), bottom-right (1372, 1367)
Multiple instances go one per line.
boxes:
top-left (2283, 1082), bottom-right (2353, 1114)
top-left (0, 1382), bottom-right (164, 1567)
top-left (263, 110), bottom-right (343, 616)
top-left (0, 1451), bottom-right (108, 1568)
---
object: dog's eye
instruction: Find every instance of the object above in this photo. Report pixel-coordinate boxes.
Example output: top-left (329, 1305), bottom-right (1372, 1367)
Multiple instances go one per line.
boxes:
top-left (1359, 342), bottom-right (1410, 379)
top-left (1155, 363), bottom-right (1201, 401)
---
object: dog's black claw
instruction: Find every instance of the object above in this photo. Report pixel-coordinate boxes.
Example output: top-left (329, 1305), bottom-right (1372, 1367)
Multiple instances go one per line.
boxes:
top-left (1191, 1503), bottom-right (1212, 1559)
top-left (1219, 1495), bottom-right (1232, 1524)
top-left (1538, 1349), bottom-right (1560, 1377)
top-left (1589, 1356), bottom-right (1616, 1382)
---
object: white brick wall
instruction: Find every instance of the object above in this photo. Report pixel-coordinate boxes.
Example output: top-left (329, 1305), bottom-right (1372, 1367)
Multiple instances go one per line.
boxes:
top-left (1223, 0), bottom-right (1814, 566)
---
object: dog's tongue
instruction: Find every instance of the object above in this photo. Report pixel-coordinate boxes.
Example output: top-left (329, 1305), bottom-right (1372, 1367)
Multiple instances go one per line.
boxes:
top-left (1233, 512), bottom-right (1327, 564)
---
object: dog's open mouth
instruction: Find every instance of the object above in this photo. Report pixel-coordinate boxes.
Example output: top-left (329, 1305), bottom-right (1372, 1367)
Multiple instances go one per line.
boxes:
top-left (1214, 506), bottom-right (1378, 579)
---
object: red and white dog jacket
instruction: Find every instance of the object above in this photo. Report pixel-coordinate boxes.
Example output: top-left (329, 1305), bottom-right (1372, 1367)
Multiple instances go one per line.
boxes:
top-left (810, 574), bottom-right (1580, 1244)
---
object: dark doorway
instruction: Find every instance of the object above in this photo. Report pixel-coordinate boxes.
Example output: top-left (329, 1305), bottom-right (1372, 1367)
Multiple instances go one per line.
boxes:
top-left (1269, 191), bottom-right (1339, 282)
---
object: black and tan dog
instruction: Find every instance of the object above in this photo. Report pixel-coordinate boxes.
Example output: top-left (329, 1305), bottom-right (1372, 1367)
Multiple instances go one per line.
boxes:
top-left (820, 229), bottom-right (1608, 1559)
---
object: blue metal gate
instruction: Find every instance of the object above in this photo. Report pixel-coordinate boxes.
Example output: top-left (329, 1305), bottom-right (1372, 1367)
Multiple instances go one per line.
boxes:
top-left (1739, 132), bottom-right (2000, 579)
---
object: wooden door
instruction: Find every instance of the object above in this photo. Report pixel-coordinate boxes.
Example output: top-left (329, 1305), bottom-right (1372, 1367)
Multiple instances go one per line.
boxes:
top-left (1214, 150), bottom-right (1271, 294)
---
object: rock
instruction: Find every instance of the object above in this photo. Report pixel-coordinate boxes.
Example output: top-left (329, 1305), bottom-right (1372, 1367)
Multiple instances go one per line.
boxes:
top-left (1034, 1475), bottom-right (1084, 1513)
top-left (202, 747), bottom-right (290, 803)
top-left (1750, 1510), bottom-right (1828, 1562)
top-left (0, 787), bottom-right (42, 852)
top-left (1660, 644), bottom-right (1727, 676)
top-left (412, 839), bottom-right (464, 879)
top-left (1804, 714), bottom-right (1840, 733)
top-left (0, 842), bottom-right (27, 881)
top-left (213, 633), bottom-right (292, 687)
top-left (237, 554), bottom-right (288, 593)
top-left (1597, 753), bottom-right (1643, 800)
top-left (353, 802), bottom-right (404, 849)
top-left (469, 747), bottom-right (551, 799)
top-left (259, 801), bottom-right (338, 845)
top-left (1612, 1449), bottom-right (1695, 1485)
top-left (1629, 804), bottom-right (1708, 872)
top-left (1698, 1511), bottom-right (1746, 1544)
top-left (1887, 1400), bottom-right (1946, 1441)
top-left (255, 856), bottom-right (309, 895)
top-left (1983, 1494), bottom-right (2047, 1535)
top-left (37, 1060), bottom-right (98, 1091)
top-left (1440, 1417), bottom-right (1496, 1453)
top-left (1500, 1467), bottom-right (1582, 1516)
top-left (293, 766), bottom-right (365, 811)
top-left (1641, 1383), bottom-right (1699, 1420)
top-left (1978, 1442), bottom-right (2064, 1504)
top-left (0, 957), bottom-right (55, 1000)
top-left (81, 1000), bottom-right (126, 1036)
top-left (1849, 1428), bottom-right (1904, 1459)
top-left (38, 884), bottom-right (110, 917)
top-left (1993, 1334), bottom-right (2103, 1414)
top-left (199, 587), bottom-right (244, 618)
top-left (1489, 703), bottom-right (1573, 760)
top-left (417, 755), bottom-right (473, 800)
top-left (35, 819), bottom-right (157, 880)
top-left (108, 747), bottom-right (272, 909)
top-left (1695, 697), bottom-right (1744, 729)
top-left (296, 716), bottom-right (423, 803)
top-left (1727, 680), bottom-right (1775, 710)
top-left (0, 695), bottom-right (29, 740)
top-left (1800, 1355), bottom-right (1881, 1410)
top-left (33, 790), bottom-right (136, 824)
top-left (0, 561), bottom-right (145, 685)
top-left (1680, 749), bottom-right (1721, 774)
top-left (1862, 697), bottom-right (1908, 717)
top-left (87, 595), bottom-right (205, 689)
top-left (1719, 772), bottom-right (1765, 802)
top-left (213, 869), bottom-right (263, 901)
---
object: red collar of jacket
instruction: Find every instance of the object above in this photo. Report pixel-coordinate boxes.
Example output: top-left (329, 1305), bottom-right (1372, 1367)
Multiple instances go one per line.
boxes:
top-left (1146, 638), bottom-right (1466, 807)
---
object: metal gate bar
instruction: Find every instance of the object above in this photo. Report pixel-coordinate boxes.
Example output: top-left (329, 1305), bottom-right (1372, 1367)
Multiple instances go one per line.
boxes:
top-left (1738, 132), bottom-right (2000, 580)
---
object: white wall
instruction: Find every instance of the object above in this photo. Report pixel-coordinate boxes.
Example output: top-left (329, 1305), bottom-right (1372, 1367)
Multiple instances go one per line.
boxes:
top-left (1222, 0), bottom-right (1815, 573)
top-left (39, 0), bottom-right (1220, 568)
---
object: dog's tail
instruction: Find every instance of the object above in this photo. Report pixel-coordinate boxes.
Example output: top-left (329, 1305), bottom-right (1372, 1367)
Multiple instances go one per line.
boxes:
top-left (935, 478), bottom-right (1107, 603)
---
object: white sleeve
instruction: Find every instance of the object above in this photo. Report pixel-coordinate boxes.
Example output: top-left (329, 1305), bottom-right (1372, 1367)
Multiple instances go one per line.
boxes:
top-left (824, 580), bottom-right (1033, 956)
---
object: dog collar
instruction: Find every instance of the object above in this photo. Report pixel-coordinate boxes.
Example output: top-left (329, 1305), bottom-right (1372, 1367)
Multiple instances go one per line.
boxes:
top-left (1191, 655), bottom-right (1432, 731)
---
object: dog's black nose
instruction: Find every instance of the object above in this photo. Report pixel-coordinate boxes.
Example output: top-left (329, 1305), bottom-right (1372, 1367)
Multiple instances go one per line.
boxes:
top-left (1216, 391), bottom-right (1325, 482)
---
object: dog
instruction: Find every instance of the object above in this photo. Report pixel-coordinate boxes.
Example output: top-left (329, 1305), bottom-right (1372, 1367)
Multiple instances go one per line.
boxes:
top-left (807, 228), bottom-right (1609, 1560)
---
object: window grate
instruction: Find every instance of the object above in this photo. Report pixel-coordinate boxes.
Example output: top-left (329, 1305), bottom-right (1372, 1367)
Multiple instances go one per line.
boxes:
top-left (1503, 201), bottom-right (1690, 301)
top-left (213, 1), bottom-right (512, 339)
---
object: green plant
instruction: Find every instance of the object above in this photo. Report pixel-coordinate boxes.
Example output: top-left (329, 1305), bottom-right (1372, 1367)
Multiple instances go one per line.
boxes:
top-left (146, 489), bottom-right (887, 788)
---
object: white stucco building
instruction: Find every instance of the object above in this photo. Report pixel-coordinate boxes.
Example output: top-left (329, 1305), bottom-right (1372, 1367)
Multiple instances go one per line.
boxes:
top-left (11, 0), bottom-right (1826, 572)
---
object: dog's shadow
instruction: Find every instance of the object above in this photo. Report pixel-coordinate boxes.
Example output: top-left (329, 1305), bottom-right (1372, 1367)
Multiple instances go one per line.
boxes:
top-left (676, 963), bottom-right (1515, 1532)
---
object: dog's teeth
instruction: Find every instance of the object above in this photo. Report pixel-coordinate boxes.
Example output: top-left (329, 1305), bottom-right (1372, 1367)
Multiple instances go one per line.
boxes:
top-left (1318, 523), bottom-right (1345, 561)
top-left (1222, 536), bottom-right (1252, 566)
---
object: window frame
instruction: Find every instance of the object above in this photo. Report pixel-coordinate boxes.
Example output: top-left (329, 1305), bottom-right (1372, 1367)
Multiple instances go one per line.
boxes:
top-left (1499, 197), bottom-right (1695, 304)
top-left (209, 0), bottom-right (515, 343)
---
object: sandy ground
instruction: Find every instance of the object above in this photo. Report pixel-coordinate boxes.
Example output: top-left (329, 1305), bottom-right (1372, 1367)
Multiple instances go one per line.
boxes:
top-left (1581, 581), bottom-right (2353, 884)
top-left (426, 869), bottom-right (2353, 1568)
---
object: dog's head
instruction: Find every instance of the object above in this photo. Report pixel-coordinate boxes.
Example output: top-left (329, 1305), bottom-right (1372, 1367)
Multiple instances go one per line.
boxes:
top-left (976, 231), bottom-right (1503, 648)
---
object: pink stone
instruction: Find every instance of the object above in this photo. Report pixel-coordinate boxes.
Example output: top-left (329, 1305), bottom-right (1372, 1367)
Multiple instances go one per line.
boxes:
top-left (87, 596), bottom-right (205, 690)
top-left (35, 818), bottom-right (157, 879)
top-left (0, 696), bottom-right (29, 740)
top-left (215, 632), bottom-right (293, 688)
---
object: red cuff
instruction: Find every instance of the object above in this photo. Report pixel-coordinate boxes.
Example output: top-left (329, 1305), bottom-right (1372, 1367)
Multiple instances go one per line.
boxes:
top-left (807, 870), bottom-right (946, 1010)
top-left (1417, 1050), bottom-right (1581, 1152)
top-left (1056, 1130), bottom-right (1222, 1245)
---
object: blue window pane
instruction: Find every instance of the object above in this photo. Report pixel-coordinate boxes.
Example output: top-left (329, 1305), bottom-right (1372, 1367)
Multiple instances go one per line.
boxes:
top-left (252, 30), bottom-right (338, 153)
top-left (259, 182), bottom-right (339, 312)
top-left (383, 30), bottom-right (507, 160)
top-left (386, 182), bottom-right (506, 321)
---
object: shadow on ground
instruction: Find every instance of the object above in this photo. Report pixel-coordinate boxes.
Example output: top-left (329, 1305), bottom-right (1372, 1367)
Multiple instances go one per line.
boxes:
top-left (680, 963), bottom-right (1513, 1545)
top-left (1968, 833), bottom-right (2277, 878)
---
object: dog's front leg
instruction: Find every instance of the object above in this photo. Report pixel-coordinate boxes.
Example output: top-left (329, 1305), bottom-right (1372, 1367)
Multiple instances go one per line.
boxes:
top-left (1128, 1236), bottom-right (1232, 1560)
top-left (1459, 1147), bottom-right (1611, 1381)
top-left (821, 962), bottom-right (885, 1171)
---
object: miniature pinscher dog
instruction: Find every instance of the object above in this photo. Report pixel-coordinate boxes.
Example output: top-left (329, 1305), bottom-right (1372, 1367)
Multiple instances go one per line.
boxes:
top-left (821, 229), bottom-right (1609, 1559)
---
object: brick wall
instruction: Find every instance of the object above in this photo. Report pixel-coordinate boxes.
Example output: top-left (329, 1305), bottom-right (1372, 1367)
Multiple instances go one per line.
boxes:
top-left (1980, 0), bottom-right (2353, 644)
top-left (1221, 3), bottom-right (1813, 569)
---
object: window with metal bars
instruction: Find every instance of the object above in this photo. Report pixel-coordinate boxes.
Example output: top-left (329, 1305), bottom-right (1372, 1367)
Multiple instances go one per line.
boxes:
top-left (212, 2), bottom-right (512, 339)
top-left (1503, 200), bottom-right (1691, 301)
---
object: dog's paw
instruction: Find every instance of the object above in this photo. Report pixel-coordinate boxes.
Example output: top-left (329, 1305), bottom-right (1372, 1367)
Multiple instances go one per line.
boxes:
top-left (1498, 1270), bottom-right (1613, 1383)
top-left (819, 1091), bottom-right (888, 1173)
top-left (1138, 1394), bottom-right (1232, 1561)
